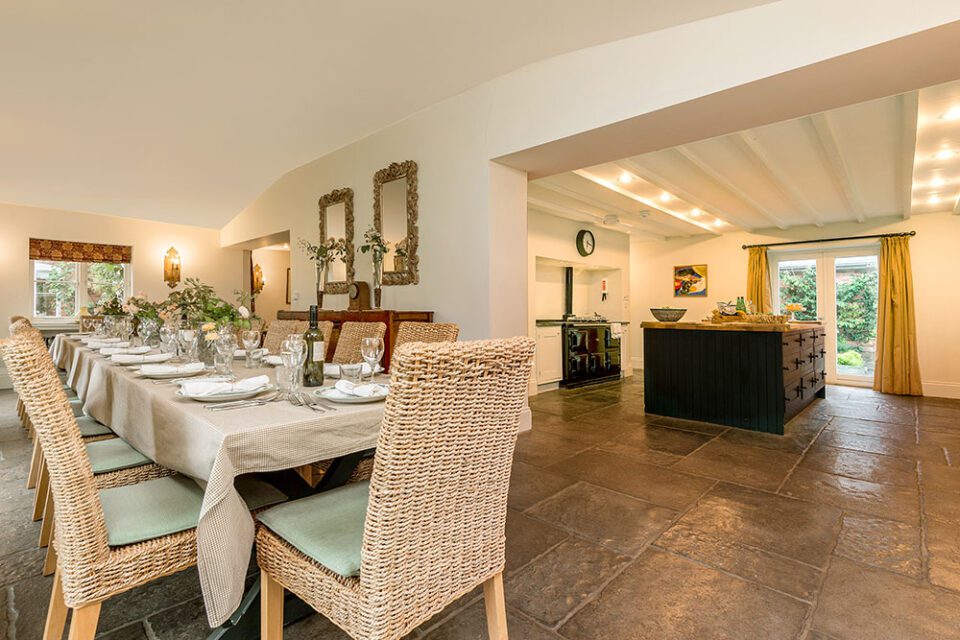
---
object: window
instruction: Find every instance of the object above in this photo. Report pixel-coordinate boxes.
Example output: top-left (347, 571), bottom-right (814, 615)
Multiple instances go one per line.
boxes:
top-left (32, 261), bottom-right (133, 320)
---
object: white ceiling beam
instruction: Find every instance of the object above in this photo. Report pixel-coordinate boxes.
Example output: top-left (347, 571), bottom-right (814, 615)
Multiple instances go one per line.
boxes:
top-left (534, 178), bottom-right (688, 237)
top-left (527, 196), bottom-right (666, 240)
top-left (614, 158), bottom-right (757, 231)
top-left (954, 194), bottom-right (960, 215)
top-left (734, 132), bottom-right (825, 227)
top-left (673, 146), bottom-right (790, 229)
top-left (808, 113), bottom-right (865, 223)
top-left (573, 169), bottom-right (721, 235)
top-left (898, 91), bottom-right (920, 219)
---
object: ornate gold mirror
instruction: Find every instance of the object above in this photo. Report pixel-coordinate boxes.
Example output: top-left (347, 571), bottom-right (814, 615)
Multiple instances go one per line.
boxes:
top-left (318, 187), bottom-right (355, 294)
top-left (373, 160), bottom-right (419, 285)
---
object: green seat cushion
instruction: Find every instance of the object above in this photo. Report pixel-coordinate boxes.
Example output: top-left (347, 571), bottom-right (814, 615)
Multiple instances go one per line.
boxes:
top-left (100, 475), bottom-right (204, 546)
top-left (257, 481), bottom-right (369, 577)
top-left (86, 438), bottom-right (152, 474)
top-left (100, 475), bottom-right (287, 547)
top-left (69, 398), bottom-right (85, 417)
top-left (77, 416), bottom-right (113, 438)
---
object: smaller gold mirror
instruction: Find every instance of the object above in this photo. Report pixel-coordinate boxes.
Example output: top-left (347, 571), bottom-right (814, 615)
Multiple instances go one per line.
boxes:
top-left (318, 187), bottom-right (355, 294)
top-left (374, 160), bottom-right (418, 285)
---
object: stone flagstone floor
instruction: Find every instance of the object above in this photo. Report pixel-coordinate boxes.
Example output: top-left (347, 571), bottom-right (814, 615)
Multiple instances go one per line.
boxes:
top-left (2, 377), bottom-right (960, 639)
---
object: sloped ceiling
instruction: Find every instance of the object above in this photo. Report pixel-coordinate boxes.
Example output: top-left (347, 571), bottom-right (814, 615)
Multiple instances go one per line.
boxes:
top-left (0, 0), bottom-right (775, 228)
top-left (531, 79), bottom-right (960, 238)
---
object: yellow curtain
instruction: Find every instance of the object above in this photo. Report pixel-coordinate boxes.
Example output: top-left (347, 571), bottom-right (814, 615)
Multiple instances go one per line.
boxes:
top-left (874, 235), bottom-right (923, 395)
top-left (746, 246), bottom-right (772, 314)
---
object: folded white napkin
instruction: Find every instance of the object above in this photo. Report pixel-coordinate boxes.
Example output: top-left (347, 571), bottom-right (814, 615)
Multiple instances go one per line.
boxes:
top-left (325, 362), bottom-right (378, 377)
top-left (140, 362), bottom-right (205, 376)
top-left (233, 348), bottom-right (267, 358)
top-left (82, 336), bottom-right (121, 344)
top-left (180, 375), bottom-right (270, 397)
top-left (264, 355), bottom-right (283, 366)
top-left (111, 353), bottom-right (173, 365)
top-left (333, 380), bottom-right (388, 398)
top-left (88, 340), bottom-right (130, 349)
top-left (101, 346), bottom-right (152, 356)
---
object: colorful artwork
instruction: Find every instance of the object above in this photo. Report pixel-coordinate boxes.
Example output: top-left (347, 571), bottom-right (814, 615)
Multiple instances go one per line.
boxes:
top-left (674, 264), bottom-right (708, 297)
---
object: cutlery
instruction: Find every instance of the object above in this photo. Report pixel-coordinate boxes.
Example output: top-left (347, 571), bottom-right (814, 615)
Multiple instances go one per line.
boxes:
top-left (206, 400), bottom-right (270, 412)
top-left (298, 393), bottom-right (327, 413)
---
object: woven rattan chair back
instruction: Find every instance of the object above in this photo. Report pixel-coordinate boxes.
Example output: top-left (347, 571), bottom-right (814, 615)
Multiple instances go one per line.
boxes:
top-left (394, 322), bottom-right (459, 348)
top-left (8, 314), bottom-right (31, 327)
top-left (2, 325), bottom-right (110, 590)
top-left (359, 337), bottom-right (535, 635)
top-left (262, 320), bottom-right (309, 353)
top-left (331, 322), bottom-right (387, 364)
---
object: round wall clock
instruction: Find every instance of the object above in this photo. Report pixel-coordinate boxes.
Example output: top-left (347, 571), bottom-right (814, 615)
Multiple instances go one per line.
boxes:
top-left (576, 229), bottom-right (595, 257)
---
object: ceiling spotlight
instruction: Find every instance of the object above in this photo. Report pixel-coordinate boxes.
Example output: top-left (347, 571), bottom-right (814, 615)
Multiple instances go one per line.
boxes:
top-left (930, 177), bottom-right (946, 188)
top-left (618, 172), bottom-right (633, 184)
top-left (713, 219), bottom-right (725, 227)
top-left (939, 107), bottom-right (960, 121)
top-left (690, 208), bottom-right (702, 217)
top-left (659, 192), bottom-right (672, 202)
top-left (929, 194), bottom-right (941, 205)
top-left (932, 149), bottom-right (957, 160)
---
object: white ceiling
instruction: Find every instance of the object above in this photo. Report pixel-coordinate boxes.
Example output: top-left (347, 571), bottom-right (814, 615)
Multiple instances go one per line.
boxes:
top-left (0, 0), bottom-right (773, 228)
top-left (531, 79), bottom-right (960, 238)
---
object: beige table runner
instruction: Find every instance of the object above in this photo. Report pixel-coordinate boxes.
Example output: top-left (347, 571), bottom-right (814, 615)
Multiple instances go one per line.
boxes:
top-left (63, 337), bottom-right (384, 626)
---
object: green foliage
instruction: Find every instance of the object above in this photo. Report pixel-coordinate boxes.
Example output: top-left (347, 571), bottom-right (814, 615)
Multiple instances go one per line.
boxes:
top-left (37, 262), bottom-right (78, 317)
top-left (86, 263), bottom-right (125, 302)
top-left (778, 266), bottom-right (818, 320)
top-left (837, 350), bottom-right (864, 368)
top-left (166, 278), bottom-right (239, 323)
top-left (836, 272), bottom-right (878, 345)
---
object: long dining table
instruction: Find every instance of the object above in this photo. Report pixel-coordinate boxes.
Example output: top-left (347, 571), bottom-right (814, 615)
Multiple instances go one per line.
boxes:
top-left (50, 334), bottom-right (384, 628)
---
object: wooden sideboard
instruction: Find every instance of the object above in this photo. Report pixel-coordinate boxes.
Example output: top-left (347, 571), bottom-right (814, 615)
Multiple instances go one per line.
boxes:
top-left (276, 309), bottom-right (433, 370)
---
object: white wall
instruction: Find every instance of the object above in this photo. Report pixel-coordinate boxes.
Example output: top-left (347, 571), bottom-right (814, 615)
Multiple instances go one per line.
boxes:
top-left (251, 248), bottom-right (290, 323)
top-left (630, 212), bottom-right (960, 398)
top-left (221, 1), bottom-right (960, 342)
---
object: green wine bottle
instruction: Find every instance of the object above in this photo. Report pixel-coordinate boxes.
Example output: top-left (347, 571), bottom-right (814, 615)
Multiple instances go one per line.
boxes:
top-left (736, 296), bottom-right (747, 313)
top-left (303, 305), bottom-right (325, 387)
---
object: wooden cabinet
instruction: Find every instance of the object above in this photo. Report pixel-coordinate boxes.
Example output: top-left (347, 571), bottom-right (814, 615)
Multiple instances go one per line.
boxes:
top-left (642, 324), bottom-right (826, 435)
top-left (535, 325), bottom-right (563, 384)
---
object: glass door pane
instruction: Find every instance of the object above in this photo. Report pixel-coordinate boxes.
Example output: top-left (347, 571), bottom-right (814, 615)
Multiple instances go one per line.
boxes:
top-left (834, 255), bottom-right (879, 379)
top-left (776, 258), bottom-right (818, 320)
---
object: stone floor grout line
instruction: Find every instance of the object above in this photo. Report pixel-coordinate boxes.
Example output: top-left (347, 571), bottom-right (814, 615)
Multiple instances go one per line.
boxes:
top-left (664, 429), bottom-right (725, 469)
top-left (775, 415), bottom-right (836, 494)
top-left (5, 585), bottom-right (17, 640)
top-left (797, 506), bottom-right (845, 640)
top-left (916, 459), bottom-right (932, 584)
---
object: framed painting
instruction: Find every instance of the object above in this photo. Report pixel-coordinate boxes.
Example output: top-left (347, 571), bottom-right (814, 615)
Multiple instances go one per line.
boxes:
top-left (674, 264), bottom-right (708, 297)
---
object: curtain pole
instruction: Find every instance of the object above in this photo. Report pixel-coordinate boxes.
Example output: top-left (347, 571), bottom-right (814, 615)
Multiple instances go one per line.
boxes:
top-left (742, 231), bottom-right (915, 250)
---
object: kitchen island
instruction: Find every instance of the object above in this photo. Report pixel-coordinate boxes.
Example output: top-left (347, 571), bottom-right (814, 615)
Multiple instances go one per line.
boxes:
top-left (642, 321), bottom-right (826, 434)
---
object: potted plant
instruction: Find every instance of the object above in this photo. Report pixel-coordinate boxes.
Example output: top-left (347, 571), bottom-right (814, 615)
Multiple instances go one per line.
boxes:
top-left (299, 237), bottom-right (347, 308)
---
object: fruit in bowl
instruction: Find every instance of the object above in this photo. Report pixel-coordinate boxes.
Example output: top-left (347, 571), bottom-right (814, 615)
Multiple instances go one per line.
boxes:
top-left (650, 307), bottom-right (687, 322)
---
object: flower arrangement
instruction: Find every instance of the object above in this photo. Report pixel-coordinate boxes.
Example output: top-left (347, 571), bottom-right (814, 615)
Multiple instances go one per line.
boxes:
top-left (299, 237), bottom-right (347, 267)
top-left (358, 227), bottom-right (391, 263)
top-left (233, 290), bottom-right (260, 330)
top-left (123, 293), bottom-right (164, 320)
top-left (166, 278), bottom-right (239, 324)
top-left (88, 292), bottom-right (125, 316)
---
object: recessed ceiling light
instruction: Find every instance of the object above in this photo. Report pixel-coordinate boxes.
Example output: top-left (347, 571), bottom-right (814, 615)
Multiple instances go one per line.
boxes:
top-left (618, 172), bottom-right (633, 184)
top-left (929, 194), bottom-right (941, 205)
top-left (659, 192), bottom-right (671, 202)
top-left (690, 208), bottom-right (701, 217)
top-left (932, 149), bottom-right (957, 160)
top-left (940, 107), bottom-right (960, 121)
top-left (713, 219), bottom-right (724, 227)
top-left (930, 177), bottom-right (946, 187)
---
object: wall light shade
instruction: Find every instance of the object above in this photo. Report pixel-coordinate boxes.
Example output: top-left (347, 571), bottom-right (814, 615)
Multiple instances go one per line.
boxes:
top-left (252, 263), bottom-right (265, 294)
top-left (163, 246), bottom-right (181, 288)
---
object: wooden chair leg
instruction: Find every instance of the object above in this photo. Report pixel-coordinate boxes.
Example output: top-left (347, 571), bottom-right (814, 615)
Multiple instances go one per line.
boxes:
top-left (261, 570), bottom-right (285, 640)
top-left (43, 568), bottom-right (69, 640)
top-left (43, 537), bottom-right (58, 576)
top-left (67, 602), bottom-right (102, 640)
top-left (27, 439), bottom-right (42, 489)
top-left (33, 460), bottom-right (49, 521)
top-left (39, 489), bottom-right (55, 548)
top-left (483, 572), bottom-right (508, 640)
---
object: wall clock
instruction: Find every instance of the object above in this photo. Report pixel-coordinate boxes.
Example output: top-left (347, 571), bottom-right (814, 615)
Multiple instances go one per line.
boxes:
top-left (576, 229), bottom-right (595, 257)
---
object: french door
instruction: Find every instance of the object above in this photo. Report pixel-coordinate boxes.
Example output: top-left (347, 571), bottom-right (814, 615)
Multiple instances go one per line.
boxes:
top-left (770, 246), bottom-right (880, 385)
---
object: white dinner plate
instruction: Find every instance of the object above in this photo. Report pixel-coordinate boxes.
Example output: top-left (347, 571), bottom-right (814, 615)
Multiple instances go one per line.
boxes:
top-left (138, 367), bottom-right (208, 380)
top-left (177, 384), bottom-right (274, 403)
top-left (323, 363), bottom-right (383, 379)
top-left (315, 385), bottom-right (388, 404)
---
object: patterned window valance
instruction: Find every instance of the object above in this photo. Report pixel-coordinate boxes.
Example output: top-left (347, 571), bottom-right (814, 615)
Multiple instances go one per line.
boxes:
top-left (29, 238), bottom-right (132, 264)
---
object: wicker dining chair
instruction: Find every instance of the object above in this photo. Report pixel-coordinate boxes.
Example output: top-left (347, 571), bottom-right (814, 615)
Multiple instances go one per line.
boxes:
top-left (331, 322), bottom-right (387, 365)
top-left (0, 328), bottom-right (286, 640)
top-left (262, 320), bottom-right (310, 353)
top-left (257, 337), bottom-right (536, 640)
top-left (394, 322), bottom-right (459, 348)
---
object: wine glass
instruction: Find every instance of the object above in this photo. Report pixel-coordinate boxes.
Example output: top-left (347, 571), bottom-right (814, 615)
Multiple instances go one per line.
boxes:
top-left (177, 327), bottom-right (198, 363)
top-left (139, 317), bottom-right (159, 348)
top-left (241, 329), bottom-right (261, 368)
top-left (159, 324), bottom-right (178, 357)
top-left (214, 333), bottom-right (237, 378)
top-left (360, 337), bottom-right (384, 383)
top-left (280, 336), bottom-right (307, 395)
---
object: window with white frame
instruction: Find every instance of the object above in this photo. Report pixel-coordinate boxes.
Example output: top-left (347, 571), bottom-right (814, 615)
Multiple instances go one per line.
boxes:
top-left (32, 260), bottom-right (133, 320)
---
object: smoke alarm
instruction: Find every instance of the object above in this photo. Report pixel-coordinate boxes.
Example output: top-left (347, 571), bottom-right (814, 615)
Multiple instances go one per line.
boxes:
top-left (602, 214), bottom-right (620, 226)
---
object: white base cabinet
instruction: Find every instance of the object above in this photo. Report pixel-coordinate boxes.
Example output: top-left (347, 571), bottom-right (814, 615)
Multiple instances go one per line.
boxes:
top-left (535, 326), bottom-right (563, 384)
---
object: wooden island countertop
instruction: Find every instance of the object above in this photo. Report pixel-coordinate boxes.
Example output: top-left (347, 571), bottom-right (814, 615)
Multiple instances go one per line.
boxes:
top-left (641, 321), bottom-right (823, 333)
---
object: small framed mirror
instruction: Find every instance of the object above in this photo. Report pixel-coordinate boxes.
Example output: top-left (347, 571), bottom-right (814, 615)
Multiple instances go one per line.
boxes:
top-left (374, 160), bottom-right (419, 285)
top-left (318, 187), bottom-right (355, 294)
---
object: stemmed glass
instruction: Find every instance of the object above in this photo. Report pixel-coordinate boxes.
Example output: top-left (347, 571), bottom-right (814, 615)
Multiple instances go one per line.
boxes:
top-left (177, 326), bottom-right (199, 363)
top-left (118, 317), bottom-right (134, 343)
top-left (214, 333), bottom-right (238, 378)
top-left (360, 337), bottom-right (384, 384)
top-left (280, 335), bottom-right (307, 395)
top-left (159, 324), bottom-right (179, 357)
top-left (241, 330), bottom-right (261, 368)
top-left (139, 317), bottom-right (160, 348)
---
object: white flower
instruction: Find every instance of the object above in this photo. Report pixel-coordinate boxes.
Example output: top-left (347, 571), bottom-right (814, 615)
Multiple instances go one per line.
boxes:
top-left (238, 305), bottom-right (250, 319)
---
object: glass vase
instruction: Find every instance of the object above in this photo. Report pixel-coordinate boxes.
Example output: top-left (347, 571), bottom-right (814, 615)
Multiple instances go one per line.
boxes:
top-left (373, 259), bottom-right (383, 309)
top-left (316, 263), bottom-right (328, 308)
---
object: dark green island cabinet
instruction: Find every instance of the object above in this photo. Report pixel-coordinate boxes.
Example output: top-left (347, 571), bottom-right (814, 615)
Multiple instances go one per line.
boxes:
top-left (642, 321), bottom-right (827, 435)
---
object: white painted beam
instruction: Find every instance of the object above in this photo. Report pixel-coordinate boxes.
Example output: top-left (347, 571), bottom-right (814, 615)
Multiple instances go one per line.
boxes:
top-left (615, 158), bottom-right (757, 231)
top-left (734, 132), bottom-right (825, 227)
top-left (527, 196), bottom-right (666, 241)
top-left (954, 193), bottom-right (960, 215)
top-left (573, 169), bottom-right (721, 235)
top-left (898, 91), bottom-right (920, 219)
top-left (808, 113), bottom-right (865, 223)
top-left (673, 146), bottom-right (790, 229)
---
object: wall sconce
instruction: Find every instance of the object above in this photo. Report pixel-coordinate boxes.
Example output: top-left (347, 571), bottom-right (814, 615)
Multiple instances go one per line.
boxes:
top-left (163, 246), bottom-right (181, 288)
top-left (252, 263), bottom-right (265, 294)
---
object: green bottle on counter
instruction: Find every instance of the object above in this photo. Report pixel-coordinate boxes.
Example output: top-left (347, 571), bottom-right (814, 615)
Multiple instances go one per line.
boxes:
top-left (736, 296), bottom-right (747, 313)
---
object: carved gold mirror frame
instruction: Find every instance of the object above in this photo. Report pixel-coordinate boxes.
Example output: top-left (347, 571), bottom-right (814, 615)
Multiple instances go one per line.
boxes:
top-left (318, 187), bottom-right (355, 294)
top-left (373, 160), bottom-right (419, 286)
